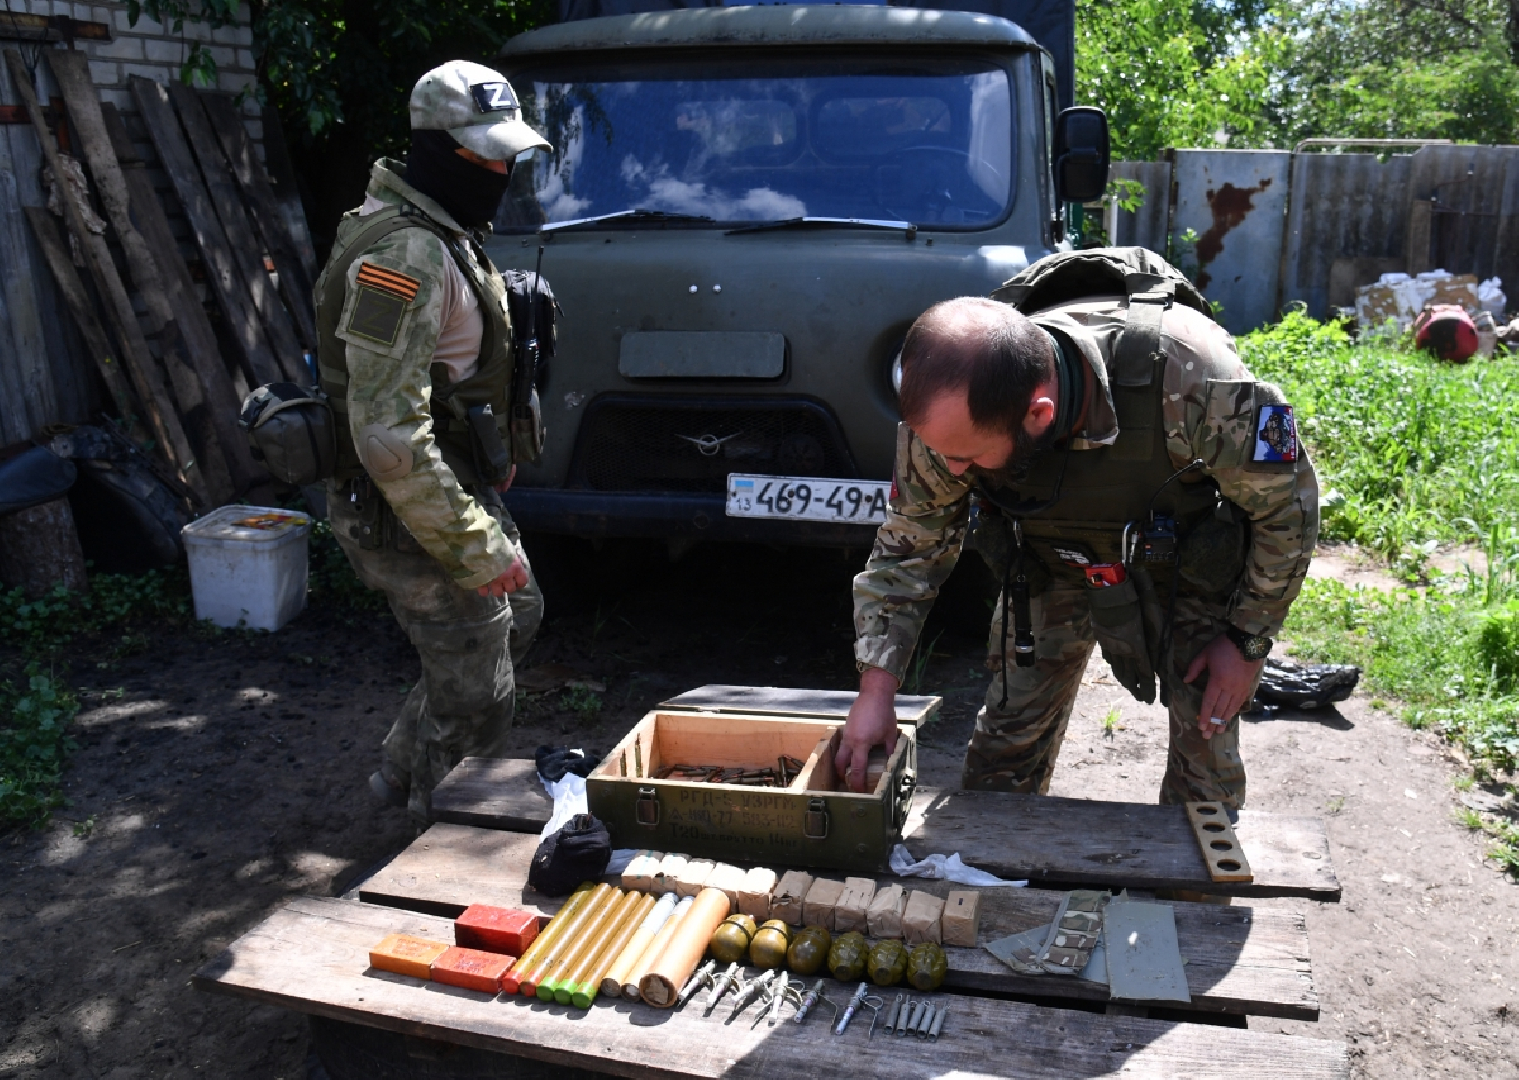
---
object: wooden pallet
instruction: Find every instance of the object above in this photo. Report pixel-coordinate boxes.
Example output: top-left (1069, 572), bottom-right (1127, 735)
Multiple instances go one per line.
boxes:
top-left (430, 759), bottom-right (1341, 901)
top-left (355, 822), bottom-right (1318, 1020)
top-left (194, 896), bottom-right (1347, 1079)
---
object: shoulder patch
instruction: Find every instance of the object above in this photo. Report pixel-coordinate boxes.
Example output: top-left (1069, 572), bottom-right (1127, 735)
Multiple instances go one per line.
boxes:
top-left (356, 261), bottom-right (421, 302)
top-left (346, 286), bottom-right (407, 346)
top-left (1252, 403), bottom-right (1298, 463)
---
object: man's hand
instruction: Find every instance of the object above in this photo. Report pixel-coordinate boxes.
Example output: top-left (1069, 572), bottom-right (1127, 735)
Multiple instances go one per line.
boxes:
top-left (476, 557), bottom-right (527, 598)
top-left (1183, 633), bottom-right (1266, 739)
top-left (493, 465), bottom-right (517, 494)
top-left (837, 666), bottom-right (900, 792)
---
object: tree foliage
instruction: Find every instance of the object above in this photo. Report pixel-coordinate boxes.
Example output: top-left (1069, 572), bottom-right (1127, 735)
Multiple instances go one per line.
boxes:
top-left (1079, 0), bottom-right (1519, 159)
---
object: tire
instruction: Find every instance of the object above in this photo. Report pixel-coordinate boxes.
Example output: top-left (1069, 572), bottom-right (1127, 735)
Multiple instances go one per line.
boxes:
top-left (310, 1015), bottom-right (608, 1080)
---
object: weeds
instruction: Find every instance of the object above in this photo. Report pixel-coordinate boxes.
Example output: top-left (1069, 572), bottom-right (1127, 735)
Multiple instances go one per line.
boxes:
top-left (306, 519), bottom-right (387, 613)
top-left (0, 569), bottom-right (190, 659)
top-left (1455, 806), bottom-right (1519, 877)
top-left (1102, 706), bottom-right (1121, 737)
top-left (1240, 310), bottom-right (1519, 566)
top-left (0, 667), bottom-right (80, 829)
top-left (562, 685), bottom-right (603, 724)
top-left (905, 632), bottom-right (945, 696)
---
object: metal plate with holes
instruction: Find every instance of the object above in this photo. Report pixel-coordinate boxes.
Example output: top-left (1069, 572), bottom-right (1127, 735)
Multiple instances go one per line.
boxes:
top-left (618, 331), bottom-right (786, 378)
top-left (1185, 801), bottom-right (1255, 883)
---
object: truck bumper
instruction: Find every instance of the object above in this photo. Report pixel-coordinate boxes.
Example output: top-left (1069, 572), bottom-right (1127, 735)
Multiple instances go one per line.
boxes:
top-left (502, 488), bottom-right (881, 547)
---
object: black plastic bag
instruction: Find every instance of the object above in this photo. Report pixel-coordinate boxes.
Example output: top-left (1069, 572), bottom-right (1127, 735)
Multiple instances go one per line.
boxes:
top-left (1255, 658), bottom-right (1361, 710)
top-left (527, 813), bottom-right (611, 896)
top-left (0, 444), bottom-right (76, 517)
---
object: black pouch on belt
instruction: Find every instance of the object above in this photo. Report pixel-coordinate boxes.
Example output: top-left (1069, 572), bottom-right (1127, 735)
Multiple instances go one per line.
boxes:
top-left (1086, 576), bottom-right (1158, 703)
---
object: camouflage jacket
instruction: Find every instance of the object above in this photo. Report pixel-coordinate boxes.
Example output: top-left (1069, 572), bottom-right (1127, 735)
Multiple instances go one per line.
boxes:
top-left (325, 160), bottom-right (516, 590)
top-left (853, 296), bottom-right (1320, 681)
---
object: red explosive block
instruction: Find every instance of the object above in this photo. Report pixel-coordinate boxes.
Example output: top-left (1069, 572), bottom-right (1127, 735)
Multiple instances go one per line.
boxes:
top-left (430, 946), bottom-right (516, 994)
top-left (369, 934), bottom-right (449, 980)
top-left (454, 904), bottom-right (540, 955)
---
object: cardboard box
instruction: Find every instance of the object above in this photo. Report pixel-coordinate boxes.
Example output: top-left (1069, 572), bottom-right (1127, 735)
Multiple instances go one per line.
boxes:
top-left (652, 852), bottom-right (689, 895)
top-left (620, 849), bottom-right (664, 893)
top-left (833, 877), bottom-right (877, 934)
top-left (941, 890), bottom-right (982, 948)
top-left (866, 883), bottom-right (906, 938)
top-left (737, 867), bottom-right (777, 920)
top-left (901, 891), bottom-right (945, 945)
top-left (674, 857), bottom-right (716, 897)
top-left (370, 933), bottom-right (449, 980)
top-left (771, 870), bottom-right (813, 925)
top-left (454, 904), bottom-right (539, 956)
top-left (706, 863), bottom-right (748, 912)
top-left (431, 945), bottom-right (515, 993)
top-left (802, 877), bottom-right (846, 930)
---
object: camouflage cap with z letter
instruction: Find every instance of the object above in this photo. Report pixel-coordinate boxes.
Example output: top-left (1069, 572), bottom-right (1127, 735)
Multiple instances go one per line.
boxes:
top-left (410, 60), bottom-right (551, 161)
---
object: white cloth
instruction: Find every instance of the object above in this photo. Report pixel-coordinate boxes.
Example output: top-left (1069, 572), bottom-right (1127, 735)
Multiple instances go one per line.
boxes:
top-left (537, 770), bottom-right (588, 839)
top-left (889, 844), bottom-right (1028, 887)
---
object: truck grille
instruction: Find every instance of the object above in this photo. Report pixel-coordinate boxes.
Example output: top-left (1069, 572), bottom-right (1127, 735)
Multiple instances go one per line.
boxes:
top-left (569, 395), bottom-right (858, 493)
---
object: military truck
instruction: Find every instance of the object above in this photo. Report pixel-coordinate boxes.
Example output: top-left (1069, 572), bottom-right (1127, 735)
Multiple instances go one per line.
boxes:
top-left (487, 2), bottom-right (1107, 547)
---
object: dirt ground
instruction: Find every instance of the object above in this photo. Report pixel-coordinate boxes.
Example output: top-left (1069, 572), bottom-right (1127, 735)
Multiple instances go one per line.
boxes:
top-left (1, 536), bottom-right (1516, 1079)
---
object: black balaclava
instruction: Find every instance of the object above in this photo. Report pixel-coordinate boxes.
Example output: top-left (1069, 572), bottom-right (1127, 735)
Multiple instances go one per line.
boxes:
top-left (404, 129), bottom-right (512, 228)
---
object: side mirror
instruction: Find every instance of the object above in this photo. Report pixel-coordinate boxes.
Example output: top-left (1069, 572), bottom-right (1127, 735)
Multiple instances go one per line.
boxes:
top-left (1053, 106), bottom-right (1110, 204)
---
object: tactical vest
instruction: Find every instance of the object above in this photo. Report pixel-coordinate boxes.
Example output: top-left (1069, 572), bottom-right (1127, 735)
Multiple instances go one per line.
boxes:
top-left (316, 203), bottom-right (516, 488)
top-left (970, 249), bottom-right (1249, 705)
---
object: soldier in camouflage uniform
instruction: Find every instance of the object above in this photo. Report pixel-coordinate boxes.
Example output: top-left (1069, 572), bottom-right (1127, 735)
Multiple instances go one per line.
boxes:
top-left (838, 254), bottom-right (1318, 809)
top-left (315, 61), bottom-right (552, 824)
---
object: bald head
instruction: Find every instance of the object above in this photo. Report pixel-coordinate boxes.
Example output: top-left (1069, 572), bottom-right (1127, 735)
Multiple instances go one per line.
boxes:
top-left (897, 297), bottom-right (1054, 439)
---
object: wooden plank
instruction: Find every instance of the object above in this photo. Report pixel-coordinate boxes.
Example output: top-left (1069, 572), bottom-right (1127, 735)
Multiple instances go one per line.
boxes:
top-left (431, 758), bottom-right (1341, 901)
top-left (198, 91), bottom-right (317, 351)
top-left (430, 757), bottom-right (551, 832)
top-left (23, 206), bottom-right (144, 440)
top-left (904, 790), bottom-right (1341, 902)
top-left (1187, 801), bottom-right (1254, 883)
top-left (357, 823), bottom-right (1319, 1020)
top-left (46, 48), bottom-right (236, 504)
top-left (0, 131), bottom-right (58, 443)
top-left (256, 103), bottom-right (317, 280)
top-left (659, 684), bottom-right (941, 726)
top-left (97, 100), bottom-right (261, 492)
top-left (166, 82), bottom-right (307, 383)
top-left (128, 75), bottom-right (284, 389)
top-left (4, 50), bottom-right (205, 502)
top-left (195, 896), bottom-right (1347, 1078)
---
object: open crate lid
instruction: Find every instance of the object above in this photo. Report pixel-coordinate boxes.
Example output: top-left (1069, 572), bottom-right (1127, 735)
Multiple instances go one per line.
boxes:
top-left (657, 684), bottom-right (940, 727)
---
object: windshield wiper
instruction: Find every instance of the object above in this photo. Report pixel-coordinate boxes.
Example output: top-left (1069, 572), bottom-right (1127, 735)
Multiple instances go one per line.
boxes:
top-left (541, 209), bottom-right (716, 232)
top-left (725, 216), bottom-right (917, 236)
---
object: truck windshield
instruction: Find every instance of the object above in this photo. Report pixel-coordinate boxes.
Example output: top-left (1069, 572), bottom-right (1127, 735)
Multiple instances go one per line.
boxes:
top-left (497, 56), bottom-right (1015, 230)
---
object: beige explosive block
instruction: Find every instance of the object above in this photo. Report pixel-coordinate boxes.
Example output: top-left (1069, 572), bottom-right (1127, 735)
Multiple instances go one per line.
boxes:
top-left (833, 877), bottom-right (877, 934)
top-left (941, 890), bottom-right (982, 948)
top-left (770, 870), bottom-right (813, 925)
top-left (674, 857), bottom-right (715, 897)
top-left (737, 867), bottom-right (777, 920)
top-left (651, 852), bottom-right (689, 896)
top-left (801, 877), bottom-right (846, 930)
top-left (705, 863), bottom-right (747, 913)
top-left (866, 883), bottom-right (906, 939)
top-left (620, 849), bottom-right (663, 893)
top-left (901, 890), bottom-right (945, 945)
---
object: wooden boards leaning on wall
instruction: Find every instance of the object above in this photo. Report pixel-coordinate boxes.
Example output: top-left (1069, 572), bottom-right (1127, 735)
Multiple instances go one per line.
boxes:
top-left (1, 46), bottom-right (319, 509)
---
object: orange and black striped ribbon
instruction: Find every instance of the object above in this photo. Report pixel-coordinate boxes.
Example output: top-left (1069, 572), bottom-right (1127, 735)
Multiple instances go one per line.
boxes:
top-left (356, 261), bottom-right (421, 302)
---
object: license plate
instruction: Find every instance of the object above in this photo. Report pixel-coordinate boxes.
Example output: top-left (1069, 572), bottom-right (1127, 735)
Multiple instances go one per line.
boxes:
top-left (725, 474), bottom-right (890, 524)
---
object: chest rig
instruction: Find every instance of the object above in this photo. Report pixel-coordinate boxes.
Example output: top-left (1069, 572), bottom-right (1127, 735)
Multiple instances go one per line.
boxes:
top-left (316, 203), bottom-right (518, 489)
top-left (973, 260), bottom-right (1247, 706)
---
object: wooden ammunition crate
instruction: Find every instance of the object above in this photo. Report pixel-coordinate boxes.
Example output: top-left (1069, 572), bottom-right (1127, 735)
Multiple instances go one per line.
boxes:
top-left (586, 709), bottom-right (917, 873)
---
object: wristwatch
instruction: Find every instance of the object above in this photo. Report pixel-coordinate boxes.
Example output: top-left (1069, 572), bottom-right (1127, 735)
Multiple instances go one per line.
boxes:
top-left (1224, 624), bottom-right (1273, 661)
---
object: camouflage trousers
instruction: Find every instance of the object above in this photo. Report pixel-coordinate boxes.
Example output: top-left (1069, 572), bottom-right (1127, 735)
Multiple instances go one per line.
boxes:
top-left (961, 577), bottom-right (1250, 808)
top-left (330, 484), bottom-right (542, 824)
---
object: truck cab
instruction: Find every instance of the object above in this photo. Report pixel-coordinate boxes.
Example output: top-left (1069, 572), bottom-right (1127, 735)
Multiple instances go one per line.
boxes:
top-left (487, 4), bottom-right (1097, 546)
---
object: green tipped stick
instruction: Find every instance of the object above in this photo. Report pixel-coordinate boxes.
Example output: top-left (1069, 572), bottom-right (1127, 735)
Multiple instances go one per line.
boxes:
top-left (569, 892), bottom-right (657, 1009)
top-left (549, 889), bottom-right (643, 1005)
top-left (537, 886), bottom-right (627, 1001)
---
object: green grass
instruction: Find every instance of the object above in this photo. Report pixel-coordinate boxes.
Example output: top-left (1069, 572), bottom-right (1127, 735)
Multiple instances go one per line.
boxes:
top-left (0, 668), bottom-right (80, 829)
top-left (1240, 310), bottom-right (1519, 566)
top-left (1245, 314), bottom-right (1519, 867)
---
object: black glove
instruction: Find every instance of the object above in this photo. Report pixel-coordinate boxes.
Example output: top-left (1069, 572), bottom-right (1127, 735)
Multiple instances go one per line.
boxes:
top-left (527, 813), bottom-right (611, 896)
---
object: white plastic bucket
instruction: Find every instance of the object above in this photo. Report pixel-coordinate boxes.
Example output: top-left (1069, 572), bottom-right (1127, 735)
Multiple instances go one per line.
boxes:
top-left (182, 505), bottom-right (311, 631)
